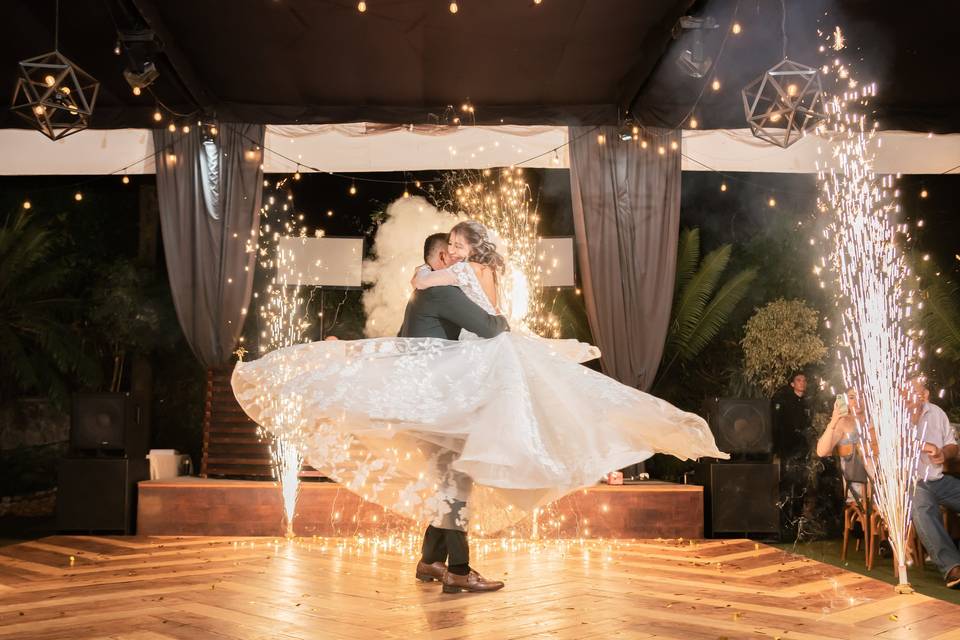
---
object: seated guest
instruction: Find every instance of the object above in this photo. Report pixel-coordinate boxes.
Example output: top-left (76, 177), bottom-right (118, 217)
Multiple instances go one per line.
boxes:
top-left (816, 388), bottom-right (869, 504)
top-left (908, 378), bottom-right (960, 588)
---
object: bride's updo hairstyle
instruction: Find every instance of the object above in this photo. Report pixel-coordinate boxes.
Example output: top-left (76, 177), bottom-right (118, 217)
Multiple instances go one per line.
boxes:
top-left (450, 220), bottom-right (506, 274)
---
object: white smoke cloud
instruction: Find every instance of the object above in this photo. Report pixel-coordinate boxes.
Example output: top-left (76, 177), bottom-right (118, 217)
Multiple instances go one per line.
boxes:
top-left (362, 196), bottom-right (462, 337)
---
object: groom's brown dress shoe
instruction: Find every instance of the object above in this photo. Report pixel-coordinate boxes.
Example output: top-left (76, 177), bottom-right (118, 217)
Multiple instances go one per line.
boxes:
top-left (441, 569), bottom-right (504, 593)
top-left (416, 560), bottom-right (447, 582)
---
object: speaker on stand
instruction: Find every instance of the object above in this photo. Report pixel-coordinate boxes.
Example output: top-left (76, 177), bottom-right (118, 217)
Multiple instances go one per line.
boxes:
top-left (56, 393), bottom-right (150, 534)
top-left (698, 398), bottom-right (780, 539)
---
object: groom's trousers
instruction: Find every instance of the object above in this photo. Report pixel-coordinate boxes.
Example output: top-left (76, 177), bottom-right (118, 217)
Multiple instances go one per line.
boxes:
top-left (421, 446), bottom-right (472, 567)
top-left (421, 524), bottom-right (469, 566)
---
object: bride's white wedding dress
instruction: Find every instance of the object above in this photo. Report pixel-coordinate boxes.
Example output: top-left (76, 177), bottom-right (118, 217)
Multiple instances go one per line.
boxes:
top-left (232, 261), bottom-right (727, 533)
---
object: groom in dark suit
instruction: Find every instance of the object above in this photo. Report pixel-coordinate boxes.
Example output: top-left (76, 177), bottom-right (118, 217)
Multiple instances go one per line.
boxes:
top-left (401, 232), bottom-right (508, 594)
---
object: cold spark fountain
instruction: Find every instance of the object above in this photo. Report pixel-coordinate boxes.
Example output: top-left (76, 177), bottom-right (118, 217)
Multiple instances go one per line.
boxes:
top-left (816, 34), bottom-right (923, 590)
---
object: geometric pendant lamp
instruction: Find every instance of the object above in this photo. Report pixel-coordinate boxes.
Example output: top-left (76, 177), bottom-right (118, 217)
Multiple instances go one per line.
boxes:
top-left (741, 59), bottom-right (824, 149)
top-left (10, 2), bottom-right (99, 141)
top-left (11, 50), bottom-right (100, 140)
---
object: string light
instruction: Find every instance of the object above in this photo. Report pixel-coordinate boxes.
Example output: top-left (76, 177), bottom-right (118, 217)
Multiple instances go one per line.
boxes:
top-left (711, 79), bottom-right (721, 91)
top-left (167, 123), bottom-right (176, 133)
top-left (122, 175), bottom-right (130, 184)
top-left (22, 200), bottom-right (31, 209)
top-left (153, 110), bottom-right (162, 122)
top-left (670, 140), bottom-right (679, 150)
top-left (132, 86), bottom-right (141, 96)
top-left (74, 192), bottom-right (83, 201)
top-left (182, 125), bottom-right (190, 134)
top-left (357, 1), bottom-right (367, 12)
top-left (349, 182), bottom-right (357, 195)
top-left (767, 197), bottom-right (776, 207)
top-left (920, 189), bottom-right (928, 198)
top-left (689, 117), bottom-right (698, 129)
top-left (720, 183), bottom-right (727, 192)
top-left (449, 1), bottom-right (458, 13)
top-left (731, 22), bottom-right (741, 34)
top-left (209, 125), bottom-right (218, 136)
top-left (293, 169), bottom-right (301, 181)
top-left (596, 133), bottom-right (605, 145)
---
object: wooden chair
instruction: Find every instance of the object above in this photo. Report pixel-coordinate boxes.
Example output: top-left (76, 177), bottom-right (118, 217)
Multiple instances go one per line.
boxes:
top-left (839, 454), bottom-right (871, 566)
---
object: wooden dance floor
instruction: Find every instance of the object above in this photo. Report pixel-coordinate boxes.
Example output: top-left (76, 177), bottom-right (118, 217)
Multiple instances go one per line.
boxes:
top-left (2, 536), bottom-right (960, 639)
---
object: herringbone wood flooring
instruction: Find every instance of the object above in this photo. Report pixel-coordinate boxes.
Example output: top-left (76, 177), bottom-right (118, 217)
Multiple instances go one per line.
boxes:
top-left (1, 535), bottom-right (959, 639)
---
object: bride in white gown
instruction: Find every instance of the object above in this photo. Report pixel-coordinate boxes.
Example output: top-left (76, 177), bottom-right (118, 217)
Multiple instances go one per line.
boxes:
top-left (232, 221), bottom-right (727, 534)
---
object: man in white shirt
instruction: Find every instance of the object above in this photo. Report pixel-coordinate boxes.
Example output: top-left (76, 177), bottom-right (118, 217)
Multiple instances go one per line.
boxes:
top-left (909, 379), bottom-right (960, 588)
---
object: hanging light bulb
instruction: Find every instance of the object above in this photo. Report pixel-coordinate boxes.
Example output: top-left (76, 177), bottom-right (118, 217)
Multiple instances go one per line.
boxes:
top-left (349, 183), bottom-right (357, 195)
top-left (167, 123), bottom-right (176, 132)
top-left (209, 125), bottom-right (217, 136)
top-left (720, 183), bottom-right (727, 192)
top-left (711, 78), bottom-right (721, 91)
top-left (732, 22), bottom-right (742, 34)
top-left (768, 196), bottom-right (777, 207)
top-left (132, 86), bottom-right (141, 96)
top-left (449, 1), bottom-right (458, 13)
top-left (122, 175), bottom-right (130, 184)
top-left (22, 200), bottom-right (31, 210)
top-left (182, 125), bottom-right (190, 133)
top-left (670, 140), bottom-right (679, 150)
top-left (689, 117), bottom-right (699, 129)
top-left (152, 109), bottom-right (162, 122)
top-left (640, 139), bottom-right (648, 149)
top-left (596, 133), bottom-right (606, 145)
top-left (357, 1), bottom-right (367, 12)
top-left (74, 192), bottom-right (83, 201)
top-left (293, 170), bottom-right (301, 180)
top-left (920, 189), bottom-right (928, 198)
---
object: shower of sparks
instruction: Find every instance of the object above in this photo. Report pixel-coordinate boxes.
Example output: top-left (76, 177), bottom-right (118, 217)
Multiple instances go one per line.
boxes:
top-left (815, 49), bottom-right (923, 587)
top-left (439, 168), bottom-right (560, 337)
top-left (252, 176), bottom-right (313, 536)
top-left (831, 26), bottom-right (845, 51)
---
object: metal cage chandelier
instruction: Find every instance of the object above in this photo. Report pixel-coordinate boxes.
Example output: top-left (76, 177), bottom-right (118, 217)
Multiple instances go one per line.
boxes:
top-left (10, 1), bottom-right (99, 141)
top-left (740, 0), bottom-right (823, 148)
top-left (741, 58), bottom-right (823, 148)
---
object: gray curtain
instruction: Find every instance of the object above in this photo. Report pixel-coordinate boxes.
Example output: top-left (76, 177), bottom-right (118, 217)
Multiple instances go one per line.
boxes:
top-left (153, 123), bottom-right (264, 368)
top-left (569, 125), bottom-right (681, 391)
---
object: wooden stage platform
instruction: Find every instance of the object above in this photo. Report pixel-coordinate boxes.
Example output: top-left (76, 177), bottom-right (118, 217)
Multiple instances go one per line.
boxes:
top-left (137, 478), bottom-right (704, 539)
top-left (2, 535), bottom-right (960, 639)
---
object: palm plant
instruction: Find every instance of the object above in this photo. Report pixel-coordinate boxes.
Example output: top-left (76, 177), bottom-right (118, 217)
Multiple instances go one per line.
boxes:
top-left (920, 267), bottom-right (960, 363)
top-left (0, 209), bottom-right (99, 406)
top-left (654, 227), bottom-right (756, 388)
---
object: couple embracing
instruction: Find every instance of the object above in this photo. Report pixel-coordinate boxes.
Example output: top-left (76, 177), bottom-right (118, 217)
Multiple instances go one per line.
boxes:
top-left (232, 219), bottom-right (726, 596)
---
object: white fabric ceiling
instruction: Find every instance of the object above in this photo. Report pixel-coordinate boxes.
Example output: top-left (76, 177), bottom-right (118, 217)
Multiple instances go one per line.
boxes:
top-left (0, 125), bottom-right (956, 176)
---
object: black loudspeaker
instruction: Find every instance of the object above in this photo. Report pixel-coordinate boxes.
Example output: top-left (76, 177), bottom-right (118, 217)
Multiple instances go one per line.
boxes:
top-left (702, 397), bottom-right (772, 455)
top-left (71, 393), bottom-right (146, 457)
top-left (56, 457), bottom-right (149, 533)
top-left (700, 462), bottom-right (780, 536)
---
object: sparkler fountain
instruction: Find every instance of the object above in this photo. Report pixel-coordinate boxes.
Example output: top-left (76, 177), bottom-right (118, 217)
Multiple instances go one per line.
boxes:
top-left (816, 40), bottom-right (923, 590)
top-left (250, 179), bottom-right (313, 537)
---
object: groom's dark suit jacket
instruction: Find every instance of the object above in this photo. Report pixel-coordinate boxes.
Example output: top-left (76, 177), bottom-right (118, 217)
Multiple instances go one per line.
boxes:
top-left (398, 286), bottom-right (509, 339)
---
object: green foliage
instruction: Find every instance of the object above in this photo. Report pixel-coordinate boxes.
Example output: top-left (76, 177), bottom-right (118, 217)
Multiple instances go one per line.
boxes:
top-left (919, 266), bottom-right (960, 363)
top-left (741, 298), bottom-right (827, 397)
top-left (86, 260), bottom-right (177, 390)
top-left (0, 210), bottom-right (100, 406)
top-left (655, 228), bottom-right (757, 387)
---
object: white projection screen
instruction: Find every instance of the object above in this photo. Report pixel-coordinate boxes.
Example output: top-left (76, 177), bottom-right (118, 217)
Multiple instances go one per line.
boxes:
top-left (537, 237), bottom-right (575, 287)
top-left (277, 237), bottom-right (364, 287)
